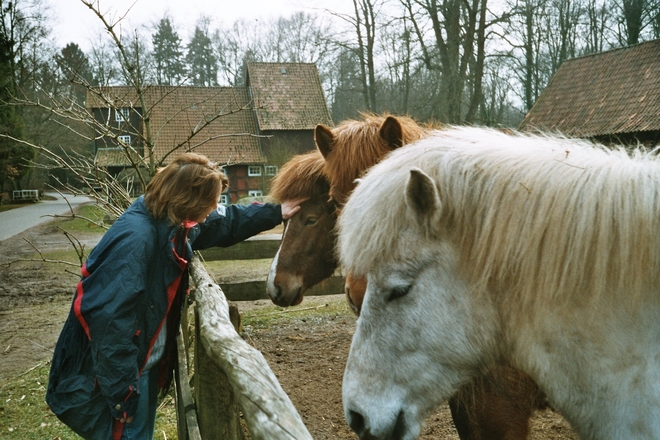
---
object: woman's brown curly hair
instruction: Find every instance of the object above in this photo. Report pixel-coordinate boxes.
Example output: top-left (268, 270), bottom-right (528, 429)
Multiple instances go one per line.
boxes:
top-left (144, 153), bottom-right (229, 225)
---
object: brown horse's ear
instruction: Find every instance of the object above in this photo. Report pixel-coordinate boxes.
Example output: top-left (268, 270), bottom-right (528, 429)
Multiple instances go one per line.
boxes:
top-left (379, 116), bottom-right (404, 149)
top-left (315, 125), bottom-right (335, 158)
top-left (405, 167), bottom-right (442, 231)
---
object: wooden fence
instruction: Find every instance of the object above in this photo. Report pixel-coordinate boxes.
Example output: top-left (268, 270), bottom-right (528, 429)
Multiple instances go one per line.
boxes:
top-left (198, 234), bottom-right (344, 301)
top-left (174, 235), bottom-right (343, 439)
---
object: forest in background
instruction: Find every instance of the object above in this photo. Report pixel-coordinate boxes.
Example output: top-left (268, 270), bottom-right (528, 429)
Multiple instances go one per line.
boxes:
top-left (1, 0), bottom-right (659, 194)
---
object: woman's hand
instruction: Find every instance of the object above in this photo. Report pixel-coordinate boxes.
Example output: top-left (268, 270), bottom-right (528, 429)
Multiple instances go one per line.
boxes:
top-left (281, 197), bottom-right (309, 220)
top-left (117, 416), bottom-right (134, 424)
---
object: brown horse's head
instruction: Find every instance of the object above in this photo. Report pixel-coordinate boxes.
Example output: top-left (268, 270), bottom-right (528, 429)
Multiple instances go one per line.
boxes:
top-left (266, 151), bottom-right (338, 306)
top-left (316, 113), bottom-right (428, 312)
top-left (315, 113), bottom-right (428, 206)
top-left (267, 114), bottom-right (428, 308)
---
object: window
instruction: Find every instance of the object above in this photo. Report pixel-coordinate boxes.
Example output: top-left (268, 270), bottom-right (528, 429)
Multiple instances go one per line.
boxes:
top-left (248, 190), bottom-right (263, 197)
top-left (118, 135), bottom-right (131, 144)
top-left (265, 165), bottom-right (278, 176)
top-left (115, 108), bottom-right (130, 122)
top-left (248, 166), bottom-right (262, 176)
top-left (219, 194), bottom-right (229, 205)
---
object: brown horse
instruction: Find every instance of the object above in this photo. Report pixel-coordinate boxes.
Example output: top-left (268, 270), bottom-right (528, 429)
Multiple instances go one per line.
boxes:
top-left (268, 113), bottom-right (546, 440)
top-left (266, 151), bottom-right (338, 307)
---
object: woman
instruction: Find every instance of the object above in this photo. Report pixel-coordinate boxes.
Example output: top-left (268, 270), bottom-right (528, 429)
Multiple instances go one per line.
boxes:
top-left (46, 153), bottom-right (305, 439)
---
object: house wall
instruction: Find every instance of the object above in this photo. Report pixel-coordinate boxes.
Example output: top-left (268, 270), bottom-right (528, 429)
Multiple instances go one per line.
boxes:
top-left (224, 164), bottom-right (270, 204)
top-left (594, 131), bottom-right (660, 149)
top-left (92, 108), bottom-right (143, 153)
top-left (259, 130), bottom-right (317, 166)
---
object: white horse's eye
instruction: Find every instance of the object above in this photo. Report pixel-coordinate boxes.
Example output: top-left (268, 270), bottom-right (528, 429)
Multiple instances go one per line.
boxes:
top-left (387, 285), bottom-right (411, 302)
top-left (305, 217), bottom-right (318, 226)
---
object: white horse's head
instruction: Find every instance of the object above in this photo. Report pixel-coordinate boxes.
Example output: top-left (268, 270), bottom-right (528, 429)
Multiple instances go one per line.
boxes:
top-left (339, 126), bottom-right (660, 440)
top-left (340, 165), bottom-right (500, 440)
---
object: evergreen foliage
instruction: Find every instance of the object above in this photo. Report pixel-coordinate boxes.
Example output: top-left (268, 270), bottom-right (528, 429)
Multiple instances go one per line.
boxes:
top-left (152, 17), bottom-right (186, 85)
top-left (186, 25), bottom-right (218, 86)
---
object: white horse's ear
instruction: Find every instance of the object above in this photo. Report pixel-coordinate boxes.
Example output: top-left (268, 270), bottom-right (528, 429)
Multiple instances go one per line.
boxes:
top-left (315, 124), bottom-right (335, 158)
top-left (405, 167), bottom-right (442, 229)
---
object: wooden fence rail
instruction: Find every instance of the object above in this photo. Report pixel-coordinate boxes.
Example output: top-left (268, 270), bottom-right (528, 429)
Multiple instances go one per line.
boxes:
top-left (199, 234), bottom-right (345, 301)
top-left (175, 256), bottom-right (313, 440)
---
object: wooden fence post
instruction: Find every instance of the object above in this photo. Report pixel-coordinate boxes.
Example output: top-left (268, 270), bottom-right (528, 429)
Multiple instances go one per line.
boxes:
top-left (189, 257), bottom-right (312, 440)
top-left (194, 305), bottom-right (246, 439)
top-left (175, 332), bottom-right (202, 440)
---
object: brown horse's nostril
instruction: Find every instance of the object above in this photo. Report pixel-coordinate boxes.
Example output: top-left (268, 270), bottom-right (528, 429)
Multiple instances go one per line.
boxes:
top-left (268, 283), bottom-right (282, 302)
top-left (345, 288), bottom-right (360, 316)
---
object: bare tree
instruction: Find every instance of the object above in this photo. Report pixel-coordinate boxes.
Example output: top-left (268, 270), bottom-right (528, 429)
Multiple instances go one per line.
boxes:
top-left (401, 0), bottom-right (492, 123)
top-left (546, 0), bottom-right (583, 72)
top-left (379, 16), bottom-right (414, 113)
top-left (499, 0), bottom-right (552, 111)
top-left (213, 18), bottom-right (265, 86)
top-left (613, 0), bottom-right (660, 44)
top-left (583, 0), bottom-right (612, 54)
top-left (2, 0), bottom-right (259, 216)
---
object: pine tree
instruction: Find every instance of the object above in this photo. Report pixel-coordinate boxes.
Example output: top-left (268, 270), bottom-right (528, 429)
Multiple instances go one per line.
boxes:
top-left (152, 17), bottom-right (186, 85)
top-left (55, 43), bottom-right (94, 104)
top-left (186, 25), bottom-right (218, 86)
top-left (0, 29), bottom-right (27, 194)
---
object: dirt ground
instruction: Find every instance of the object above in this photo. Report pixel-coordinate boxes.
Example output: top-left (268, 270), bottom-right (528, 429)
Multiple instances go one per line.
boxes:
top-left (0, 218), bottom-right (579, 439)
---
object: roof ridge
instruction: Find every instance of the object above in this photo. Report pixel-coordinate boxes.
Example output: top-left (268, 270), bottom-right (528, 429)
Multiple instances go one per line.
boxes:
top-left (564, 39), bottom-right (660, 64)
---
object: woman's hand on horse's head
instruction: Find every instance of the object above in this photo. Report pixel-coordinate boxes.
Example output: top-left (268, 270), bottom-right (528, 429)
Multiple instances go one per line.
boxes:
top-left (281, 197), bottom-right (309, 220)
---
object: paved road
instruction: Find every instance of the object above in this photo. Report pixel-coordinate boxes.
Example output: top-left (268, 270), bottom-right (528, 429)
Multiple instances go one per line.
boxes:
top-left (0, 192), bottom-right (94, 242)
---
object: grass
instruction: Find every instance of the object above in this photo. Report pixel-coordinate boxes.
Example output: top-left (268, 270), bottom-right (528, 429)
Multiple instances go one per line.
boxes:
top-left (0, 202), bottom-right (34, 213)
top-left (9, 244), bottom-right (97, 271)
top-left (56, 204), bottom-right (108, 234)
top-left (240, 296), bottom-right (353, 329)
top-left (0, 365), bottom-right (178, 440)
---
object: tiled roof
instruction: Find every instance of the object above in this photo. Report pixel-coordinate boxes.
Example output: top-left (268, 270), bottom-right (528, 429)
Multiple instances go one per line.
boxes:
top-left (519, 40), bottom-right (660, 137)
top-left (88, 86), bottom-right (265, 166)
top-left (95, 147), bottom-right (141, 167)
top-left (247, 62), bottom-right (333, 130)
top-left (146, 86), bottom-right (265, 165)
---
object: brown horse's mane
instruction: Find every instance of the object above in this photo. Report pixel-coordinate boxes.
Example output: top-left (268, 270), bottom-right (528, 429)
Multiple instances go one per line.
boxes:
top-left (268, 150), bottom-right (329, 202)
top-left (324, 113), bottom-right (429, 201)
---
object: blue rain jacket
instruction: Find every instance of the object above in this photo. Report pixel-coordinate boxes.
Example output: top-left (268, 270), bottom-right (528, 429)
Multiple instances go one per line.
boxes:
top-left (46, 196), bottom-right (282, 439)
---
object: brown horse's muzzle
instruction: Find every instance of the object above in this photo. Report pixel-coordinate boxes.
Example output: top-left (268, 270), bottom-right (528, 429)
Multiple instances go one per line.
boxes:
top-left (345, 272), bottom-right (367, 316)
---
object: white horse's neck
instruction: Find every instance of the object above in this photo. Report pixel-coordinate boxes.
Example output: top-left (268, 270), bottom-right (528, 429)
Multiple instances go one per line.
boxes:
top-left (504, 298), bottom-right (660, 439)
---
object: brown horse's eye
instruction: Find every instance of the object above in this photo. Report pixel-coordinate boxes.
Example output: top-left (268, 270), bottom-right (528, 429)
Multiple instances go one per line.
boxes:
top-left (305, 217), bottom-right (318, 226)
top-left (387, 285), bottom-right (411, 302)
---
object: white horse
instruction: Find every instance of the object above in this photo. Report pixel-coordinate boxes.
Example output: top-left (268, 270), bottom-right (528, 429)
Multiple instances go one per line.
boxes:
top-left (338, 126), bottom-right (660, 440)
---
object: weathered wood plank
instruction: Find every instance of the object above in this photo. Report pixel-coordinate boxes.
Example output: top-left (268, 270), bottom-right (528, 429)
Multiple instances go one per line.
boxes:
top-left (220, 274), bottom-right (345, 301)
top-left (194, 307), bottom-right (245, 440)
top-left (198, 234), bottom-right (282, 261)
top-left (190, 257), bottom-right (313, 440)
top-left (175, 331), bottom-right (202, 440)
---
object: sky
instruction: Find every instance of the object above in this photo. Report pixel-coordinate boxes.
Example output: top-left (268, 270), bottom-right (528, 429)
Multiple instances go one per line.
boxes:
top-left (48, 0), bottom-right (355, 51)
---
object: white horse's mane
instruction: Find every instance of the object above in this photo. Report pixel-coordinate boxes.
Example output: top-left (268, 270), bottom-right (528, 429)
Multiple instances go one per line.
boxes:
top-left (338, 126), bottom-right (660, 306)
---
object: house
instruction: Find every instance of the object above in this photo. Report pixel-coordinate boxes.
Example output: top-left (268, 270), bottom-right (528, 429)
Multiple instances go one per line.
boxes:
top-left (519, 39), bottom-right (660, 147)
top-left (87, 62), bottom-right (333, 203)
top-left (247, 62), bottom-right (333, 161)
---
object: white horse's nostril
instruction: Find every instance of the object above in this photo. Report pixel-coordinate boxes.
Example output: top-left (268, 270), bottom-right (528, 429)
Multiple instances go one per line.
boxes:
top-left (347, 409), bottom-right (366, 437)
